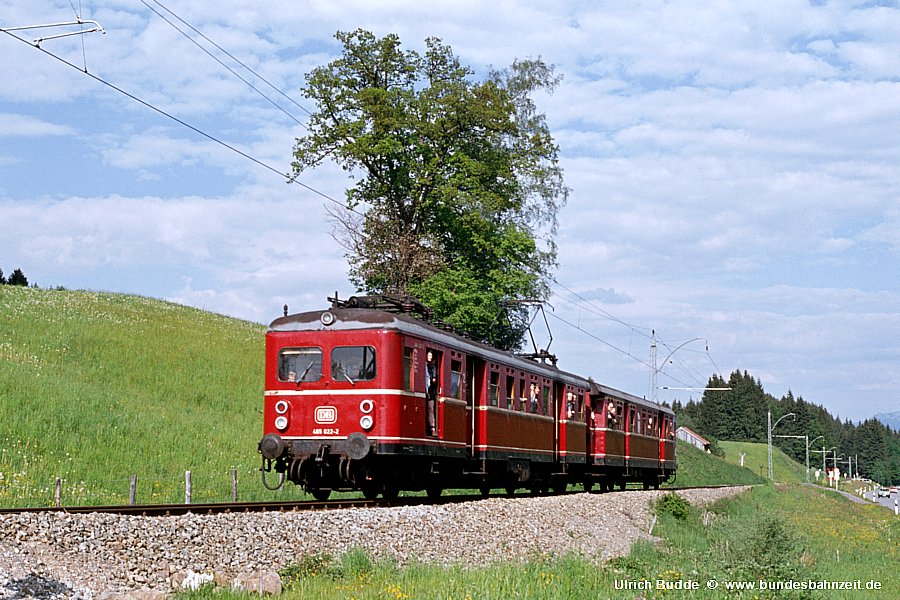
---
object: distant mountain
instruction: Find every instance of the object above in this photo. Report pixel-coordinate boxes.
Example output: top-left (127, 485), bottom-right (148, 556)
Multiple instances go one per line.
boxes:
top-left (874, 411), bottom-right (900, 432)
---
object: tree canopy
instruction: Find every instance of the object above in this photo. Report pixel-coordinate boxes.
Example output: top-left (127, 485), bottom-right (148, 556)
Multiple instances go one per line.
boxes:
top-left (291, 29), bottom-right (568, 349)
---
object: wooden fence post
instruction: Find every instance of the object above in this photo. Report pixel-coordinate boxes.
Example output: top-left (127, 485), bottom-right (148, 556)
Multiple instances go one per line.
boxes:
top-left (185, 470), bottom-right (192, 504)
top-left (232, 468), bottom-right (238, 502)
top-left (54, 477), bottom-right (61, 507)
top-left (129, 475), bottom-right (137, 505)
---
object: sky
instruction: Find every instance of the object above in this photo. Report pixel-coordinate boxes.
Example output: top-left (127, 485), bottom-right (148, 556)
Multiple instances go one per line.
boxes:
top-left (1, 1), bottom-right (898, 422)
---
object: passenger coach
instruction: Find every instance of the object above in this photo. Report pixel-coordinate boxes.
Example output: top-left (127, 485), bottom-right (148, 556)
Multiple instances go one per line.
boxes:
top-left (258, 295), bottom-right (675, 499)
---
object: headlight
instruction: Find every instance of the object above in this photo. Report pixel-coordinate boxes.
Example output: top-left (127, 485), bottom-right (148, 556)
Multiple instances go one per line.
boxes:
top-left (275, 400), bottom-right (289, 414)
top-left (274, 416), bottom-right (289, 431)
top-left (359, 415), bottom-right (374, 430)
top-left (359, 399), bottom-right (374, 414)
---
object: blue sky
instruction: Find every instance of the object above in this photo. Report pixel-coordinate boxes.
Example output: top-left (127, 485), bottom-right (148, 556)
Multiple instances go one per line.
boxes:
top-left (2, 1), bottom-right (898, 421)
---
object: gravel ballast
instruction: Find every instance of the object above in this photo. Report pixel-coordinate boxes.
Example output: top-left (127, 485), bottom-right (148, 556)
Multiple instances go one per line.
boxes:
top-left (0, 486), bottom-right (750, 597)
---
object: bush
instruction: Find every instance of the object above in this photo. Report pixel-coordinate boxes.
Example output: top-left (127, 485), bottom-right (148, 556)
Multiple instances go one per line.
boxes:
top-left (654, 492), bottom-right (693, 521)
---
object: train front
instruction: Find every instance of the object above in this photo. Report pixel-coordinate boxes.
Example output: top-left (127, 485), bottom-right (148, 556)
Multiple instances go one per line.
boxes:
top-left (257, 307), bottom-right (398, 500)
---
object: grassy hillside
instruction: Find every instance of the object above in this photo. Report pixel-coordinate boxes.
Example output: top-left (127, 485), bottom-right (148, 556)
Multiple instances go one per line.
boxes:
top-left (0, 286), bottom-right (292, 506)
top-left (719, 440), bottom-right (809, 484)
top-left (666, 440), bottom-right (766, 487)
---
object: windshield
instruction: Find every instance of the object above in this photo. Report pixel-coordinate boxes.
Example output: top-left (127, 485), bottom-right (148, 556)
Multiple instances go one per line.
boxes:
top-left (278, 347), bottom-right (323, 383)
top-left (331, 346), bottom-right (377, 382)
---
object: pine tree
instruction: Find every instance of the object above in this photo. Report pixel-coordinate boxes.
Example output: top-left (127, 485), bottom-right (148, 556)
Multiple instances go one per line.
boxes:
top-left (7, 268), bottom-right (27, 286)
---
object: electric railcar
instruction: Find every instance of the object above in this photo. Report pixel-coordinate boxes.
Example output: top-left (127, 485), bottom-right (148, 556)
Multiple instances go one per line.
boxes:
top-left (258, 295), bottom-right (675, 499)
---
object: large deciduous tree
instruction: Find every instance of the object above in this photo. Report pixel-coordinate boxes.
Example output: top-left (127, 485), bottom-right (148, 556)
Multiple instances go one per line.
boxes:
top-left (291, 29), bottom-right (568, 349)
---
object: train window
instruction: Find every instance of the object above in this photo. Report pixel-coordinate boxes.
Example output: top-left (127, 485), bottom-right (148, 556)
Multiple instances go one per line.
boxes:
top-left (541, 385), bottom-right (550, 416)
top-left (489, 371), bottom-right (500, 406)
top-left (565, 390), bottom-right (577, 419)
top-left (403, 348), bottom-right (414, 391)
top-left (278, 347), bottom-right (323, 383)
top-left (527, 382), bottom-right (539, 413)
top-left (331, 346), bottom-right (377, 382)
top-left (450, 360), bottom-right (462, 399)
top-left (506, 375), bottom-right (515, 410)
top-left (605, 398), bottom-right (618, 429)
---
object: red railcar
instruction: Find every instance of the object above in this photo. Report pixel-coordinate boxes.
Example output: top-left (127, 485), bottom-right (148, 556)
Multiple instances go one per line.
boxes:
top-left (258, 296), bottom-right (676, 499)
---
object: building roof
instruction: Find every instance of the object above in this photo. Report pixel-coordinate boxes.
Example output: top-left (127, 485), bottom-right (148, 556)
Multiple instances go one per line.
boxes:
top-left (676, 426), bottom-right (710, 445)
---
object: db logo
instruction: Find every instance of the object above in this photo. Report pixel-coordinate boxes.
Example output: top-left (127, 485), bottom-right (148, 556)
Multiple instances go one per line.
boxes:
top-left (315, 406), bottom-right (337, 424)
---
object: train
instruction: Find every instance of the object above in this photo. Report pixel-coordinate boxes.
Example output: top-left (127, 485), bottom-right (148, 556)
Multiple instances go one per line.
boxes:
top-left (258, 294), bottom-right (676, 499)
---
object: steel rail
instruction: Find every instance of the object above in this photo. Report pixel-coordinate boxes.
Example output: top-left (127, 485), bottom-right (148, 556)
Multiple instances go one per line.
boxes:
top-left (0, 485), bottom-right (742, 517)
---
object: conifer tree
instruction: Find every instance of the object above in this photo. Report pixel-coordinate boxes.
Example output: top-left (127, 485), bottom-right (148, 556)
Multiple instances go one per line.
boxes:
top-left (7, 268), bottom-right (27, 286)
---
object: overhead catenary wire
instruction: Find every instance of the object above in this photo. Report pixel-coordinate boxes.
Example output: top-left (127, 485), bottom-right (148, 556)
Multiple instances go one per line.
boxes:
top-left (549, 279), bottom-right (726, 392)
top-left (0, 26), bottom-right (345, 211)
top-left (139, 0), bottom-right (309, 127)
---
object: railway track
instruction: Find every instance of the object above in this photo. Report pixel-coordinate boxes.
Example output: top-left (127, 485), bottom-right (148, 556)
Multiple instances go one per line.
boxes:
top-left (0, 485), bottom-right (738, 517)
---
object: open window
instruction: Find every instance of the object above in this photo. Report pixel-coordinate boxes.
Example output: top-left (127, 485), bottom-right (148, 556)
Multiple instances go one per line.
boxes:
top-left (489, 370), bottom-right (500, 406)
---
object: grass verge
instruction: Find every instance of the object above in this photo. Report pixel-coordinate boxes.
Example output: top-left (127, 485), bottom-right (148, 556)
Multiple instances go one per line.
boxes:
top-left (172, 484), bottom-right (898, 599)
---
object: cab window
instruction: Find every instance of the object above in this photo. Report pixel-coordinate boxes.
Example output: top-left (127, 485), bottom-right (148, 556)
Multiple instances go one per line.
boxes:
top-left (278, 347), bottom-right (323, 383)
top-left (332, 346), bottom-right (377, 382)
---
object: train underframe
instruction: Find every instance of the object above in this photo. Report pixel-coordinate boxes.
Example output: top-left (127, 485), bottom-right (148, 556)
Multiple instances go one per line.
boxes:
top-left (260, 434), bottom-right (675, 500)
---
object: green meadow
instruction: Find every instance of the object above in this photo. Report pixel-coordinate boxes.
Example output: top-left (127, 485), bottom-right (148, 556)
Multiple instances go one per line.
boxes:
top-left (0, 286), bottom-right (303, 506)
top-left (665, 439), bottom-right (766, 488)
top-left (720, 440), bottom-right (810, 484)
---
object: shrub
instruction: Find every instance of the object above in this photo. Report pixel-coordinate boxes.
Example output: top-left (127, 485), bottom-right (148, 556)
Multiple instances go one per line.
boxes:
top-left (654, 492), bottom-right (692, 521)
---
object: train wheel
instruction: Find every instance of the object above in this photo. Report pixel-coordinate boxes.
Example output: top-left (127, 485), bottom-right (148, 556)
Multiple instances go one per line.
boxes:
top-left (382, 486), bottom-right (399, 500)
top-left (311, 488), bottom-right (331, 501)
top-left (642, 480), bottom-right (651, 491)
top-left (505, 485), bottom-right (516, 497)
top-left (617, 480), bottom-right (627, 491)
top-left (426, 486), bottom-right (443, 499)
top-left (479, 486), bottom-right (491, 498)
top-left (582, 480), bottom-right (594, 493)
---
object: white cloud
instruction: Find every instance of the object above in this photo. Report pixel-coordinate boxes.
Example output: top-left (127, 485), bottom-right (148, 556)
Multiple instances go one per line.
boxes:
top-left (0, 113), bottom-right (75, 136)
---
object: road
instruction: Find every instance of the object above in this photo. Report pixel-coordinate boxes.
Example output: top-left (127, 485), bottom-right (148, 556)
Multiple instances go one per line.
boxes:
top-left (862, 488), bottom-right (898, 511)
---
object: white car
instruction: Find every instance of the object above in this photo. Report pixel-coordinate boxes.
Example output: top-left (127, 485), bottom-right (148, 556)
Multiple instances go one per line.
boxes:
top-left (876, 487), bottom-right (891, 498)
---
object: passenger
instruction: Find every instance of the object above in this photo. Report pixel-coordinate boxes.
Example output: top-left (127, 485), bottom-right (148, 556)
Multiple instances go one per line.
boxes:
top-left (287, 370), bottom-right (297, 382)
top-left (425, 350), bottom-right (439, 436)
top-left (529, 383), bottom-right (539, 414)
top-left (606, 401), bottom-right (617, 430)
top-left (566, 392), bottom-right (576, 419)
